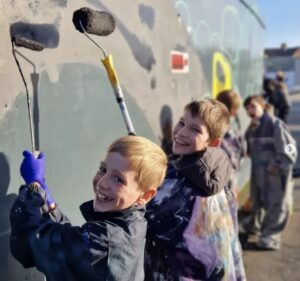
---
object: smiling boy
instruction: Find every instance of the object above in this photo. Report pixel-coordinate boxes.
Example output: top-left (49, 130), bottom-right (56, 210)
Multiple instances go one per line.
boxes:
top-left (93, 145), bottom-right (158, 212)
top-left (10, 136), bottom-right (167, 281)
top-left (145, 99), bottom-right (246, 281)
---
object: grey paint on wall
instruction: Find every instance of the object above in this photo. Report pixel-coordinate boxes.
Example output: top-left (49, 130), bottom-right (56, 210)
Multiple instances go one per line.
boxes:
top-left (138, 4), bottom-right (155, 30)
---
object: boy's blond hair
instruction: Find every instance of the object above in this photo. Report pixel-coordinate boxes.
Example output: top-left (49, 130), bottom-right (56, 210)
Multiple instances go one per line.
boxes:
top-left (108, 136), bottom-right (167, 192)
top-left (216, 89), bottom-right (241, 115)
top-left (184, 99), bottom-right (230, 140)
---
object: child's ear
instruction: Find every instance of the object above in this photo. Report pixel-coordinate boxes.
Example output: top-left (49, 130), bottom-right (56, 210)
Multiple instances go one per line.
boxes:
top-left (136, 188), bottom-right (157, 206)
top-left (209, 138), bottom-right (221, 147)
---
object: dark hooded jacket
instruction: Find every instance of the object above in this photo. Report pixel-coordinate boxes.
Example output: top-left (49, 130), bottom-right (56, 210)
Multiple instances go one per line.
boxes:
top-left (144, 148), bottom-right (247, 281)
top-left (170, 147), bottom-right (232, 196)
top-left (10, 185), bottom-right (147, 281)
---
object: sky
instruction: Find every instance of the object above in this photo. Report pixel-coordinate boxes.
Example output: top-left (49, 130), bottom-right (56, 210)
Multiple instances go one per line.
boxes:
top-left (257, 0), bottom-right (300, 48)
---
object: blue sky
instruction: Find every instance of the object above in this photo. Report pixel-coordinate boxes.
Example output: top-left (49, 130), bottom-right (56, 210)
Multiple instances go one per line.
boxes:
top-left (257, 0), bottom-right (300, 48)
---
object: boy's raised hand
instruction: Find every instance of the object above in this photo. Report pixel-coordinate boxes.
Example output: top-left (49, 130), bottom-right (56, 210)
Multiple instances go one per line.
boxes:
top-left (20, 151), bottom-right (56, 210)
top-left (20, 150), bottom-right (46, 186)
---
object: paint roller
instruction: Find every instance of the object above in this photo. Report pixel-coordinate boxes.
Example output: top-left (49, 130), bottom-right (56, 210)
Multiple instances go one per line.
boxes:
top-left (11, 35), bottom-right (55, 210)
top-left (11, 36), bottom-right (44, 153)
top-left (12, 36), bottom-right (44, 51)
top-left (72, 7), bottom-right (136, 135)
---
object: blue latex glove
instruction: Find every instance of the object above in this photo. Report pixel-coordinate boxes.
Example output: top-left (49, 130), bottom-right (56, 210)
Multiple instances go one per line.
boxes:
top-left (20, 150), bottom-right (55, 209)
top-left (20, 150), bottom-right (46, 186)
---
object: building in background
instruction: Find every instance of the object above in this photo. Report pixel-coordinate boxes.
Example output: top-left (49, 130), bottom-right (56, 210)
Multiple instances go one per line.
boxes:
top-left (265, 43), bottom-right (300, 92)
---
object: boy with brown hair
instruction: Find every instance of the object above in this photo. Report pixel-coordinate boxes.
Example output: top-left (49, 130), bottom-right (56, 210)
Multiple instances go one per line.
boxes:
top-left (217, 89), bottom-right (241, 117)
top-left (10, 136), bottom-right (167, 281)
top-left (145, 99), bottom-right (246, 281)
top-left (242, 95), bottom-right (296, 250)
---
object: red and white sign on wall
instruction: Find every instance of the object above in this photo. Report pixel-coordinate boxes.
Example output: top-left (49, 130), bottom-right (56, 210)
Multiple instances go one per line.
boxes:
top-left (170, 50), bottom-right (189, 73)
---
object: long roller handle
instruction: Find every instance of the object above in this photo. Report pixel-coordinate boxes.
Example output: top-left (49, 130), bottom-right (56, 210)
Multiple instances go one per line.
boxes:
top-left (12, 48), bottom-right (36, 152)
top-left (101, 55), bottom-right (135, 136)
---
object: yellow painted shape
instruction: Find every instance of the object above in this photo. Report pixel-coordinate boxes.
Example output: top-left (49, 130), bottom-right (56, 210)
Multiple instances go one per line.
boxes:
top-left (212, 52), bottom-right (232, 98)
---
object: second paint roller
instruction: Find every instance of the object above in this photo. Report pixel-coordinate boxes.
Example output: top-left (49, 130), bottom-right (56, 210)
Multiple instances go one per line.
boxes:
top-left (72, 7), bottom-right (136, 135)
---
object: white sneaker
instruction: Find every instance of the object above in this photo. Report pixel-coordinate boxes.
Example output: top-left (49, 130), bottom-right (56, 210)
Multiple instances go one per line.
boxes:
top-left (256, 237), bottom-right (280, 250)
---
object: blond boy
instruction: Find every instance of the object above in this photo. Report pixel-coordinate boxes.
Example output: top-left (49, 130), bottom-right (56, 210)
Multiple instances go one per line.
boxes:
top-left (10, 136), bottom-right (167, 281)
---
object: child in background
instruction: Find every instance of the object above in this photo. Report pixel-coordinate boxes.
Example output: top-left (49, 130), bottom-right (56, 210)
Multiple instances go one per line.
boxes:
top-left (10, 136), bottom-right (167, 281)
top-left (217, 89), bottom-right (246, 232)
top-left (242, 95), bottom-right (297, 250)
top-left (275, 71), bottom-right (291, 122)
top-left (145, 99), bottom-right (246, 281)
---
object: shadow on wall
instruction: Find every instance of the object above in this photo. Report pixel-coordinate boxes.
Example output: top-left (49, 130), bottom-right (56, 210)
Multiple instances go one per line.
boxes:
top-left (0, 153), bottom-right (16, 278)
top-left (160, 105), bottom-right (173, 156)
top-left (96, 1), bottom-right (156, 72)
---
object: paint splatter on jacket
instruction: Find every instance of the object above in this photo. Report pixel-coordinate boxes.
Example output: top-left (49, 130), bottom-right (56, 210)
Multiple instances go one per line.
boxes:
top-left (10, 185), bottom-right (147, 281)
top-left (145, 148), bottom-right (246, 281)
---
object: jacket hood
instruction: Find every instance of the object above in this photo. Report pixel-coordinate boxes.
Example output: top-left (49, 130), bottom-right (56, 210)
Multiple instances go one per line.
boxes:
top-left (169, 147), bottom-right (232, 196)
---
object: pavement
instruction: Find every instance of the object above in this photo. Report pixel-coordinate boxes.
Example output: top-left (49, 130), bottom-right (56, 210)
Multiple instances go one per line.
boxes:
top-left (243, 179), bottom-right (300, 281)
top-left (242, 93), bottom-right (300, 281)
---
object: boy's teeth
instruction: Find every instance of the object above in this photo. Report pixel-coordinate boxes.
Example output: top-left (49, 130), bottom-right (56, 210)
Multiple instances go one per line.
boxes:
top-left (97, 191), bottom-right (113, 202)
top-left (176, 139), bottom-right (186, 145)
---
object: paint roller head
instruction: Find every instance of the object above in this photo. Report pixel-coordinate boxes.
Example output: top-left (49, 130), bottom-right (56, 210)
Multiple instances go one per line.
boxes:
top-left (72, 7), bottom-right (116, 36)
top-left (12, 36), bottom-right (44, 51)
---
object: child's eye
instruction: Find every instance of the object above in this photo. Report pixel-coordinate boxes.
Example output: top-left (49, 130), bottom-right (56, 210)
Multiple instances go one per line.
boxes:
top-left (178, 120), bottom-right (185, 127)
top-left (99, 166), bottom-right (107, 174)
top-left (192, 128), bottom-right (200, 133)
top-left (113, 176), bottom-right (124, 184)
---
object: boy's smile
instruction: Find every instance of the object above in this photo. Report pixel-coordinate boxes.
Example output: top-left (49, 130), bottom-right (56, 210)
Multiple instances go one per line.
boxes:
top-left (172, 110), bottom-right (210, 155)
top-left (95, 189), bottom-right (114, 202)
top-left (92, 152), bottom-right (144, 212)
